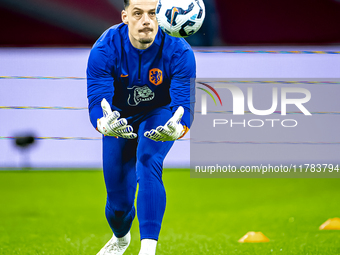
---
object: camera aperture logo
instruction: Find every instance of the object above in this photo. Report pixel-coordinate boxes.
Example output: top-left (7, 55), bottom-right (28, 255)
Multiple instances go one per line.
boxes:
top-left (197, 82), bottom-right (223, 109)
top-left (198, 82), bottom-right (312, 128)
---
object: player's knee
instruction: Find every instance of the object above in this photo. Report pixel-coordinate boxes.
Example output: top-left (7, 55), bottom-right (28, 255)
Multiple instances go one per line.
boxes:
top-left (137, 155), bottom-right (163, 181)
top-left (107, 192), bottom-right (134, 214)
top-left (137, 153), bottom-right (163, 170)
top-left (138, 153), bottom-right (155, 165)
top-left (105, 204), bottom-right (136, 234)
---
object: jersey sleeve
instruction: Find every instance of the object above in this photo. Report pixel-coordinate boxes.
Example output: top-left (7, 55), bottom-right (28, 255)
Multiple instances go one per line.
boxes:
top-left (86, 45), bottom-right (115, 129)
top-left (169, 46), bottom-right (196, 129)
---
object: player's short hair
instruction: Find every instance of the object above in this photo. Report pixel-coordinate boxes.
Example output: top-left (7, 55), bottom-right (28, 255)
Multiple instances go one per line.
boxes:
top-left (124, 0), bottom-right (129, 9)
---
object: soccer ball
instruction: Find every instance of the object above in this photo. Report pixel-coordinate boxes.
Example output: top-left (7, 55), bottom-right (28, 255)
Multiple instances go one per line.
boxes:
top-left (156, 0), bottom-right (205, 38)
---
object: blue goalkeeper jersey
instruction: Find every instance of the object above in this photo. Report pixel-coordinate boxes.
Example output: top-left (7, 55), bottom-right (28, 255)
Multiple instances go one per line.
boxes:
top-left (87, 23), bottom-right (196, 129)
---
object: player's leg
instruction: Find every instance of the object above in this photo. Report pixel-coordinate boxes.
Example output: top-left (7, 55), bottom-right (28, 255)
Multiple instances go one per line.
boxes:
top-left (136, 106), bottom-right (175, 254)
top-left (98, 135), bottom-right (138, 255)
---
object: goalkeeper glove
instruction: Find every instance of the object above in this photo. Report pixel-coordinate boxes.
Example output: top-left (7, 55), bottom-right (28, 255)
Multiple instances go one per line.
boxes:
top-left (144, 106), bottom-right (189, 142)
top-left (97, 98), bottom-right (137, 139)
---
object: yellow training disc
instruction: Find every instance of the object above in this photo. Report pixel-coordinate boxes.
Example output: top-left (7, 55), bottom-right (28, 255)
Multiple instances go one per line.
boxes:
top-left (238, 231), bottom-right (270, 243)
top-left (319, 218), bottom-right (340, 230)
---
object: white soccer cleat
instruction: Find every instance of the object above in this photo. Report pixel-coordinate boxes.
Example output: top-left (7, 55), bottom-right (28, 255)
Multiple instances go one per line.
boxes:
top-left (138, 239), bottom-right (157, 255)
top-left (97, 232), bottom-right (131, 255)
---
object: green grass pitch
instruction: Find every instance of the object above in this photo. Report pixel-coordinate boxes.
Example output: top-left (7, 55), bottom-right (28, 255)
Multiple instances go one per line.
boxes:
top-left (0, 170), bottom-right (340, 254)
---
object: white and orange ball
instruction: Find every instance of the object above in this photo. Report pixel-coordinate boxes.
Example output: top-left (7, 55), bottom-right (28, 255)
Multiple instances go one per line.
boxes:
top-left (156, 0), bottom-right (205, 38)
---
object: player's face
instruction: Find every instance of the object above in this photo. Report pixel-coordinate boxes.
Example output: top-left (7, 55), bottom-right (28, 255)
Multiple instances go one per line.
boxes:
top-left (122, 0), bottom-right (159, 50)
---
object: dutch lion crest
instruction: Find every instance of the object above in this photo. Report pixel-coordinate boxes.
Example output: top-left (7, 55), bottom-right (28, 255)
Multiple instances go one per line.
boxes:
top-left (149, 68), bottom-right (163, 86)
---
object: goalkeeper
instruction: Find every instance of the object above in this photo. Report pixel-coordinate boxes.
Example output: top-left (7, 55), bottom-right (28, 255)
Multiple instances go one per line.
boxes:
top-left (87, 0), bottom-right (195, 254)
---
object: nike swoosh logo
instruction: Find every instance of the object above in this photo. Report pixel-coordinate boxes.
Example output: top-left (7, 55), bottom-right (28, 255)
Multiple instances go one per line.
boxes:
top-left (171, 7), bottom-right (179, 26)
top-left (121, 74), bottom-right (129, 77)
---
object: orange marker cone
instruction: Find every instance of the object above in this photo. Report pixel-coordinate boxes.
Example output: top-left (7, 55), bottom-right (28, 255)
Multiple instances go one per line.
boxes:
top-left (238, 231), bottom-right (270, 243)
top-left (319, 218), bottom-right (340, 230)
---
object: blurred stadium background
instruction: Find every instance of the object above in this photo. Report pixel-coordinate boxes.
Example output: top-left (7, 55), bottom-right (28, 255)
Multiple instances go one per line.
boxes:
top-left (1, 1), bottom-right (340, 254)
top-left (1, 0), bottom-right (340, 168)
top-left (1, 0), bottom-right (340, 46)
